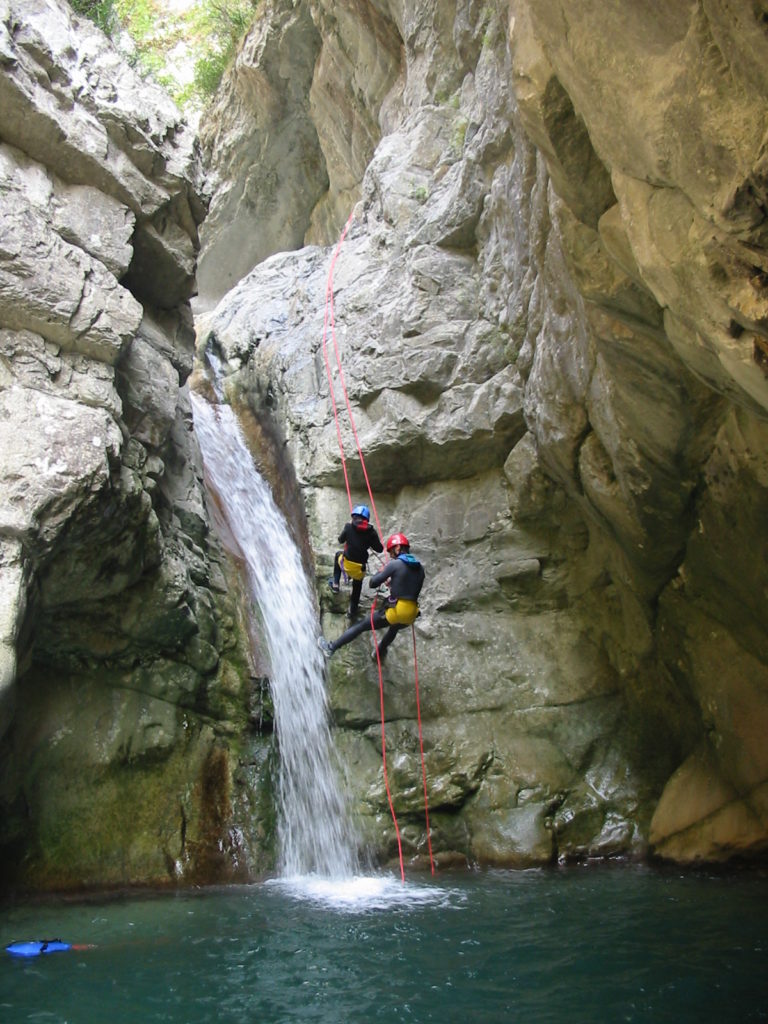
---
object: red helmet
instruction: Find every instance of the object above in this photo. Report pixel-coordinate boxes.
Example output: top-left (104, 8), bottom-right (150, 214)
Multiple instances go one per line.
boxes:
top-left (386, 532), bottom-right (409, 552)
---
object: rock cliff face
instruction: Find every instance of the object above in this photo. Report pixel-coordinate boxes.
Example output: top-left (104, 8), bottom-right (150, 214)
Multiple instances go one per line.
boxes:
top-left (199, 0), bottom-right (768, 867)
top-left (0, 0), bottom-right (272, 893)
top-left (2, 0), bottom-right (767, 891)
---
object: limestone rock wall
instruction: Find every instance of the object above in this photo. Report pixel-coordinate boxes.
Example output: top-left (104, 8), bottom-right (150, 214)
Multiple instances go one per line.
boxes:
top-left (2, 0), bottom-right (766, 890)
top-left (0, 0), bottom-right (273, 894)
top-left (200, 0), bottom-right (768, 867)
top-left (196, 0), bottom-right (403, 309)
top-left (511, 0), bottom-right (768, 864)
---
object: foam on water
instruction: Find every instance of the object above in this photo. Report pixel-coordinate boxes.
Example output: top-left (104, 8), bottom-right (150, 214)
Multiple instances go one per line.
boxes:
top-left (191, 385), bottom-right (360, 879)
top-left (265, 873), bottom-right (460, 912)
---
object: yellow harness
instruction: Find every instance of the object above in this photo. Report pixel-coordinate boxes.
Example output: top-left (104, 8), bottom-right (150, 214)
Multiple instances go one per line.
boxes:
top-left (384, 599), bottom-right (420, 626)
top-left (340, 556), bottom-right (365, 581)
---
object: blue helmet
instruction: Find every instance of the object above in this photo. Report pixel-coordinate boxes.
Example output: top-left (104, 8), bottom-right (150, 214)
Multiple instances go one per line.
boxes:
top-left (351, 504), bottom-right (370, 521)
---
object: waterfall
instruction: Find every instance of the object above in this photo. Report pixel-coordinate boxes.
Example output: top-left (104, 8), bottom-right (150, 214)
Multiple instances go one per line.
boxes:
top-left (190, 386), bottom-right (360, 880)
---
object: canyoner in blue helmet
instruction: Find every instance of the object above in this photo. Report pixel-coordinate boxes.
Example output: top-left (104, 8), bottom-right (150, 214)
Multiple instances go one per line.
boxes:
top-left (318, 531), bottom-right (425, 661)
top-left (327, 502), bottom-right (383, 617)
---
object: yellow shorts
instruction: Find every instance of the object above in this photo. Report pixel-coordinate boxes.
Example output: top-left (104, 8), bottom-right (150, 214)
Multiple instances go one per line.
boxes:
top-left (341, 557), bottom-right (365, 581)
top-left (384, 599), bottom-right (419, 626)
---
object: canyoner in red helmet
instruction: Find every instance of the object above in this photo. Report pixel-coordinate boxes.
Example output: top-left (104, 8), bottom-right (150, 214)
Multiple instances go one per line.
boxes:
top-left (318, 531), bottom-right (425, 661)
top-left (327, 503), bottom-right (383, 618)
top-left (386, 532), bottom-right (409, 550)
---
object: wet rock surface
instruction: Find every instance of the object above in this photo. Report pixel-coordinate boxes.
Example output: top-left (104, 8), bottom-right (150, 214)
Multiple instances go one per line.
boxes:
top-left (2, 0), bottom-right (768, 888)
top-left (200, 0), bottom-right (768, 867)
top-left (0, 0), bottom-right (272, 893)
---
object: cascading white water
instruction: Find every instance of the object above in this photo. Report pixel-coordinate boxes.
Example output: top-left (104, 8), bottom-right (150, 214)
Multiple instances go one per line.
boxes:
top-left (190, 386), bottom-right (360, 879)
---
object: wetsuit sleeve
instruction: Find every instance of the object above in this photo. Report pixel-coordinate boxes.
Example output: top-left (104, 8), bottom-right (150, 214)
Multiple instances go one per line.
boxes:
top-left (369, 528), bottom-right (383, 553)
top-left (338, 523), bottom-right (350, 544)
top-left (368, 561), bottom-right (396, 589)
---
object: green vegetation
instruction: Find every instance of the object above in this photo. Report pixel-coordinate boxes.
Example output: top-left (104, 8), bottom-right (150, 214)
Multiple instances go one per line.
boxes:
top-left (69, 0), bottom-right (119, 34)
top-left (68, 0), bottom-right (260, 111)
top-left (452, 114), bottom-right (469, 154)
top-left (434, 88), bottom-right (460, 109)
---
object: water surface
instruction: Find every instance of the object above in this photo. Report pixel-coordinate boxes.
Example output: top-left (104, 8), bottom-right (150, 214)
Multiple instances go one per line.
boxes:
top-left (2, 866), bottom-right (765, 1023)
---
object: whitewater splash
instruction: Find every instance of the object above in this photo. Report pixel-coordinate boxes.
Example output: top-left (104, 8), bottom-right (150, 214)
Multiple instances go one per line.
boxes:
top-left (190, 385), bottom-right (361, 879)
top-left (265, 874), bottom-right (458, 912)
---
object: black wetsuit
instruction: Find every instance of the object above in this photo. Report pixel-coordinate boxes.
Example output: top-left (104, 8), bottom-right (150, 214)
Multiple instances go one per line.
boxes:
top-left (330, 553), bottom-right (425, 656)
top-left (333, 522), bottom-right (383, 613)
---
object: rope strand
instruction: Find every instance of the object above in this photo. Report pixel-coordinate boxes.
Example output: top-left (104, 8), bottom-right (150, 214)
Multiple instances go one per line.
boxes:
top-left (412, 625), bottom-right (435, 873)
top-left (321, 211), bottom-right (434, 881)
top-left (326, 214), bottom-right (383, 540)
top-left (373, 616), bottom-right (405, 882)
top-left (321, 213), bottom-right (355, 514)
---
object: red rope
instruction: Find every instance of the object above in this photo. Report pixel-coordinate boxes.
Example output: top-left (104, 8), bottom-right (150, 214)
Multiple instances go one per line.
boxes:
top-left (372, 610), bottom-right (405, 882)
top-left (321, 213), bottom-right (355, 514)
top-left (326, 214), bottom-right (383, 540)
top-left (412, 625), bottom-right (435, 873)
top-left (321, 211), bottom-right (434, 881)
top-left (321, 213), bottom-right (404, 880)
